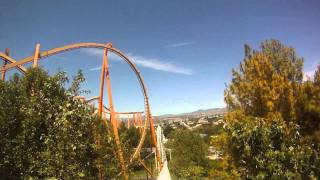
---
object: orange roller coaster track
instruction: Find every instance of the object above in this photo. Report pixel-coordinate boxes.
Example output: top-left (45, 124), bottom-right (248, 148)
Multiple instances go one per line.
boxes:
top-left (0, 42), bottom-right (162, 179)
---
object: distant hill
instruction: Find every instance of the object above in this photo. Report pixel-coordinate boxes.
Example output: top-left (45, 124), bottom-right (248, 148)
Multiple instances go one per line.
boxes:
top-left (155, 107), bottom-right (227, 120)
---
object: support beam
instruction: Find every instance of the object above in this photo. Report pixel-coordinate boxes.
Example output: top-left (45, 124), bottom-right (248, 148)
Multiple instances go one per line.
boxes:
top-left (139, 113), bottom-right (143, 133)
top-left (133, 113), bottom-right (137, 127)
top-left (116, 111), bottom-right (144, 115)
top-left (127, 115), bottom-right (131, 128)
top-left (98, 56), bottom-right (106, 117)
top-left (0, 52), bottom-right (27, 74)
top-left (33, 43), bottom-right (40, 67)
top-left (96, 50), bottom-right (107, 180)
top-left (1, 48), bottom-right (9, 81)
top-left (104, 45), bottom-right (129, 180)
top-left (138, 158), bottom-right (153, 176)
top-left (140, 113), bottom-right (143, 128)
top-left (116, 114), bottom-right (119, 128)
top-left (149, 114), bottom-right (162, 170)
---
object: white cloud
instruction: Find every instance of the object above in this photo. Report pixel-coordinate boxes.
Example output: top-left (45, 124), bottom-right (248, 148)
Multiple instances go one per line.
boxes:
top-left (165, 42), bottom-right (194, 48)
top-left (126, 54), bottom-right (194, 75)
top-left (89, 66), bottom-right (102, 71)
top-left (82, 49), bottom-right (194, 75)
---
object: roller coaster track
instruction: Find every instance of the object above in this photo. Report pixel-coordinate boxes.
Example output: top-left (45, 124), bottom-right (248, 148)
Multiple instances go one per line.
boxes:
top-left (0, 42), bottom-right (162, 179)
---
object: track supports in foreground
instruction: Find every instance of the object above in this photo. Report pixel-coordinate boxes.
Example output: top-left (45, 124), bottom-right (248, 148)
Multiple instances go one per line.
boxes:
top-left (0, 42), bottom-right (164, 178)
top-left (103, 45), bottom-right (129, 180)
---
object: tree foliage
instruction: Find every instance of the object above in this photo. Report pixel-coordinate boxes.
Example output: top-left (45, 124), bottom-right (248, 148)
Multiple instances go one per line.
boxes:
top-left (222, 112), bottom-right (319, 179)
top-left (219, 40), bottom-right (320, 179)
top-left (225, 39), bottom-right (303, 122)
top-left (0, 68), bottom-right (115, 179)
top-left (167, 129), bottom-right (209, 179)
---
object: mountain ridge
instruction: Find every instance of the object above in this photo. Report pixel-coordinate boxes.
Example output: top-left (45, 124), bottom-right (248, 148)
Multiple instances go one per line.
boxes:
top-left (155, 107), bottom-right (227, 119)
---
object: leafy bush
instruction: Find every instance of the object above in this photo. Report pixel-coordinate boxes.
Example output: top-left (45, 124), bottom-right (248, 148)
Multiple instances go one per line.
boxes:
top-left (224, 112), bottom-right (319, 179)
top-left (0, 68), bottom-right (114, 179)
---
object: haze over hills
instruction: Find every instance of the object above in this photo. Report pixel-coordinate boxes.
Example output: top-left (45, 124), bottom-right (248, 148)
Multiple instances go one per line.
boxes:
top-left (156, 107), bottom-right (227, 120)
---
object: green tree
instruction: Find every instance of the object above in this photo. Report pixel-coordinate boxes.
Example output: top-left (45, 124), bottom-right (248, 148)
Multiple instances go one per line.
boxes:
top-left (225, 39), bottom-right (303, 122)
top-left (163, 124), bottom-right (174, 137)
top-left (295, 68), bottom-right (320, 144)
top-left (220, 40), bottom-right (320, 179)
top-left (222, 112), bottom-right (319, 179)
top-left (167, 129), bottom-right (209, 179)
top-left (0, 68), bottom-right (115, 179)
top-left (314, 65), bottom-right (320, 86)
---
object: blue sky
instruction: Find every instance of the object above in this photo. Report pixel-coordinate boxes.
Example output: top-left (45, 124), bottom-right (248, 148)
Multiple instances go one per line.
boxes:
top-left (0, 0), bottom-right (319, 115)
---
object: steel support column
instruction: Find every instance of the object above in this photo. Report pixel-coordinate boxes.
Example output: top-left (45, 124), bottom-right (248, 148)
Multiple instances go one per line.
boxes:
top-left (104, 45), bottom-right (129, 180)
top-left (33, 44), bottom-right (40, 67)
top-left (127, 115), bottom-right (131, 128)
top-left (1, 48), bottom-right (9, 81)
top-left (139, 113), bottom-right (143, 133)
top-left (149, 114), bottom-right (162, 170)
top-left (96, 50), bottom-right (106, 180)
